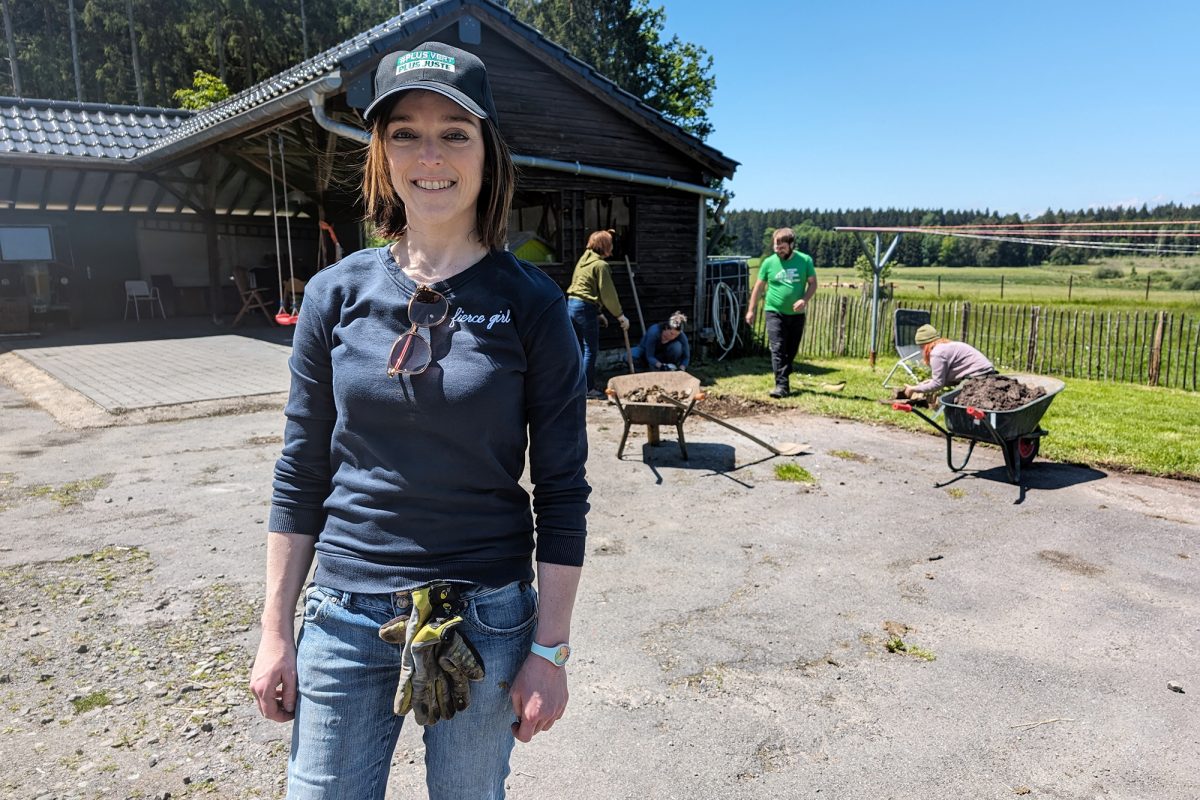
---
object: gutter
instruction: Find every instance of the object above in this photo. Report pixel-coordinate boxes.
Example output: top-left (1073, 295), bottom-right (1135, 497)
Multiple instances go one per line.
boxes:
top-left (131, 73), bottom-right (346, 168)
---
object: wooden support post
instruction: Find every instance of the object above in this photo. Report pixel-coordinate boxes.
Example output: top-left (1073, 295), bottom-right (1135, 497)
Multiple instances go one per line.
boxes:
top-left (1000, 274), bottom-right (1005, 299)
top-left (1068, 274), bottom-right (1073, 300)
top-left (961, 301), bottom-right (971, 343)
top-left (1027, 307), bottom-right (1036, 371)
top-left (1148, 311), bottom-right (1165, 387)
top-left (837, 295), bottom-right (849, 356)
top-left (1145, 275), bottom-right (1151, 301)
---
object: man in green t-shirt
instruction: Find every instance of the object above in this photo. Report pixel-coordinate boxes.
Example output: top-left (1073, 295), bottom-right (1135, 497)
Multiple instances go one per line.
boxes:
top-left (744, 227), bottom-right (818, 398)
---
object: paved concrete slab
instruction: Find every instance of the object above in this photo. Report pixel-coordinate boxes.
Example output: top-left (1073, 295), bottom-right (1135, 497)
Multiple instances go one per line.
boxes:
top-left (13, 335), bottom-right (292, 412)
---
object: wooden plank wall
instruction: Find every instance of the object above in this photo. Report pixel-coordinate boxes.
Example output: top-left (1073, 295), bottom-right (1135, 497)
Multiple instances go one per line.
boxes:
top-left (517, 172), bottom-right (700, 348)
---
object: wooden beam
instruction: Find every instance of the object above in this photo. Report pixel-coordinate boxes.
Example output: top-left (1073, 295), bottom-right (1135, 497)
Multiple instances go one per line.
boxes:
top-left (94, 171), bottom-right (116, 211)
top-left (67, 169), bottom-right (87, 210)
top-left (38, 168), bottom-right (54, 210)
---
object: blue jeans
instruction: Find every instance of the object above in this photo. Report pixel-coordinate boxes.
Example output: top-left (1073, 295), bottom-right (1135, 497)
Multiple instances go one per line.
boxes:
top-left (287, 580), bottom-right (539, 800)
top-left (567, 297), bottom-right (599, 391)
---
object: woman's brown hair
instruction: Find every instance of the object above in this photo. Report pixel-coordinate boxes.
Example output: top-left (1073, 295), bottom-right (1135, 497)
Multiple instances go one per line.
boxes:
top-left (585, 230), bottom-right (614, 257)
top-left (362, 104), bottom-right (516, 251)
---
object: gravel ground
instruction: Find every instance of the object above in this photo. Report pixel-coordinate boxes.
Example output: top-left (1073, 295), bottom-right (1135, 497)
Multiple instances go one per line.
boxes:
top-left (1, 366), bottom-right (1198, 800)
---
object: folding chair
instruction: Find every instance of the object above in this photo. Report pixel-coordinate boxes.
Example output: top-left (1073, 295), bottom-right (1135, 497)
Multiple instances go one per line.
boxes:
top-left (882, 308), bottom-right (931, 387)
top-left (231, 267), bottom-right (275, 327)
top-left (123, 280), bottom-right (166, 321)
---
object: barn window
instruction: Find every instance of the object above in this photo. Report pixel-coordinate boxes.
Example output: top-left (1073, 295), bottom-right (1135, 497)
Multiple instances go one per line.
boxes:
top-left (509, 191), bottom-right (561, 264)
top-left (584, 194), bottom-right (634, 261)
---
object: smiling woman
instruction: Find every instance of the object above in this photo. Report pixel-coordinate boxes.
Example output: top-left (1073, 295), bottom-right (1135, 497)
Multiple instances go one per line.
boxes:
top-left (250, 41), bottom-right (590, 800)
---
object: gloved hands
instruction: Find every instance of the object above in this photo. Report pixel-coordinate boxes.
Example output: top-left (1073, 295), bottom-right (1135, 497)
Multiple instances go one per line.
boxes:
top-left (617, 314), bottom-right (630, 331)
top-left (664, 363), bottom-right (678, 371)
top-left (378, 584), bottom-right (485, 726)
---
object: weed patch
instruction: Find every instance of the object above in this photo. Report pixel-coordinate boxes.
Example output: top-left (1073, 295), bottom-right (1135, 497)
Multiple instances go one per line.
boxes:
top-left (829, 449), bottom-right (868, 462)
top-left (71, 690), bottom-right (111, 714)
top-left (774, 463), bottom-right (815, 484)
top-left (21, 474), bottom-right (113, 508)
top-left (885, 636), bottom-right (936, 661)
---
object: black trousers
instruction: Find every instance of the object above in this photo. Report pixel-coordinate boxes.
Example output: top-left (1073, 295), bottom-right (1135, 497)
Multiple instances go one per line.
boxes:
top-left (765, 311), bottom-right (807, 388)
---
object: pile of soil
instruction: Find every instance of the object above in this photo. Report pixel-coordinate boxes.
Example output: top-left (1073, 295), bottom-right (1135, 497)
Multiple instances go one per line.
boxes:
top-left (954, 374), bottom-right (1046, 412)
top-left (622, 385), bottom-right (692, 404)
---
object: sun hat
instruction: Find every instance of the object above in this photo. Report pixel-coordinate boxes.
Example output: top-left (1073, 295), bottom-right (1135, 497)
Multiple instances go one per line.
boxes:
top-left (914, 324), bottom-right (940, 345)
top-left (363, 41), bottom-right (498, 124)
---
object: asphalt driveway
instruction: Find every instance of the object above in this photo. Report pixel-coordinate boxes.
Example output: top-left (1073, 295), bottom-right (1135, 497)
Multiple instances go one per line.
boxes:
top-left (0, 348), bottom-right (1197, 799)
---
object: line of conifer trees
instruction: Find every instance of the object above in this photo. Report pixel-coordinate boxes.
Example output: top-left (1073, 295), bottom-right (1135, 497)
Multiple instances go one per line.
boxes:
top-left (717, 204), bottom-right (1200, 267)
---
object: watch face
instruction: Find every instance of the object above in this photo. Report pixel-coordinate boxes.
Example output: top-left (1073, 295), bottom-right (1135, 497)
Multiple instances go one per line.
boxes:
top-left (553, 644), bottom-right (571, 666)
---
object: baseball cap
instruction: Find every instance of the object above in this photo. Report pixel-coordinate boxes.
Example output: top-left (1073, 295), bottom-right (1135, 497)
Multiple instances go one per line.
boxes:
top-left (363, 42), bottom-right (499, 124)
top-left (914, 324), bottom-right (940, 345)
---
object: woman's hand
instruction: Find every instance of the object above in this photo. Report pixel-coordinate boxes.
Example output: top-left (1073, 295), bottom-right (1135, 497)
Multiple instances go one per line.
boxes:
top-left (510, 655), bottom-right (568, 742)
top-left (250, 630), bottom-right (299, 722)
top-left (617, 314), bottom-right (630, 331)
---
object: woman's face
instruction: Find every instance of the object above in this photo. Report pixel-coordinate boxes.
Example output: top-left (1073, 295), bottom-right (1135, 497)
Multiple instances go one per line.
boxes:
top-left (661, 327), bottom-right (681, 344)
top-left (383, 90), bottom-right (485, 235)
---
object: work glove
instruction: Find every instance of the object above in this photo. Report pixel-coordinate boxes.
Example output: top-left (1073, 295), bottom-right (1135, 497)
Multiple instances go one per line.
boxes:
top-left (410, 613), bottom-right (485, 725)
top-left (664, 363), bottom-right (678, 371)
top-left (377, 592), bottom-right (433, 717)
top-left (380, 584), bottom-right (485, 726)
top-left (617, 314), bottom-right (630, 331)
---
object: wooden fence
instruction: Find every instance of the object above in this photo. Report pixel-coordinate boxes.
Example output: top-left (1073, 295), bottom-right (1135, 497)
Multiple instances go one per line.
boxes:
top-left (742, 295), bottom-right (1199, 391)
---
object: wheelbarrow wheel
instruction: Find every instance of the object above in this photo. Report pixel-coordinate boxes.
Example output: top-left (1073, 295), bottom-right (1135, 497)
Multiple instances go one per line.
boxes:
top-left (1011, 436), bottom-right (1040, 467)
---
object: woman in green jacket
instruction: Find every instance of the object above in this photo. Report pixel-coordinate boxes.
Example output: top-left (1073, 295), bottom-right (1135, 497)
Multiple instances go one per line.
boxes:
top-left (566, 230), bottom-right (629, 398)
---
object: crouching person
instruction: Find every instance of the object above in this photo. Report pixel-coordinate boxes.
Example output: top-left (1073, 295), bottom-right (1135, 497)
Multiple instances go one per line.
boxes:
top-left (633, 310), bottom-right (690, 372)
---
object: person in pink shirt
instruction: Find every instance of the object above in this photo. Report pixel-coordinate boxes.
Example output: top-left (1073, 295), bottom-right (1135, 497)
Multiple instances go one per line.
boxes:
top-left (903, 324), bottom-right (996, 399)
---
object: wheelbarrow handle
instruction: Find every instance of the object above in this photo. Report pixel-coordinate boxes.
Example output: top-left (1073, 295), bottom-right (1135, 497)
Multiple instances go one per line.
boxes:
top-left (966, 407), bottom-right (985, 420)
top-left (892, 402), bottom-right (912, 412)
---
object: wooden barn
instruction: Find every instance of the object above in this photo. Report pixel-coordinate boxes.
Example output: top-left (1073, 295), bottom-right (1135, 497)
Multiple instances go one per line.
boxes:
top-left (0, 0), bottom-right (736, 345)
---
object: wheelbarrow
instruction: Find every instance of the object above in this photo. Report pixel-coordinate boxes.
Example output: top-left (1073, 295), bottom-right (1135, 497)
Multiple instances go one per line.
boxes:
top-left (606, 372), bottom-right (809, 460)
top-left (606, 372), bottom-right (702, 459)
top-left (893, 373), bottom-right (1065, 484)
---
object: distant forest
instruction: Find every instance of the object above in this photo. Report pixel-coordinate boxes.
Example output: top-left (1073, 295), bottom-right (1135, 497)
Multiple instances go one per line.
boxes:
top-left (717, 204), bottom-right (1200, 267)
top-left (0, 0), bottom-right (397, 106)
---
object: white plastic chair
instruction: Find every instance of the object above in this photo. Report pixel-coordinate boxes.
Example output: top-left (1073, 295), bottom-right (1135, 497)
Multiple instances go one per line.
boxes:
top-left (882, 308), bottom-right (930, 387)
top-left (124, 280), bottom-right (166, 321)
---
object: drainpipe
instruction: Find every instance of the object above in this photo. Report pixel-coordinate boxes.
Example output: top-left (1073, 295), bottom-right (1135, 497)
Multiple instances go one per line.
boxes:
top-left (307, 85), bottom-right (369, 145)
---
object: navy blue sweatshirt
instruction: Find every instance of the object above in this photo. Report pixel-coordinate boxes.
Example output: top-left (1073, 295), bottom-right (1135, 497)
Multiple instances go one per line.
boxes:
top-left (269, 247), bottom-right (590, 593)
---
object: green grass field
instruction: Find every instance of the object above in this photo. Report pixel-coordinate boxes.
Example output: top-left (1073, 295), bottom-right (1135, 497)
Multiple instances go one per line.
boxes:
top-left (691, 355), bottom-right (1200, 479)
top-left (747, 256), bottom-right (1200, 311)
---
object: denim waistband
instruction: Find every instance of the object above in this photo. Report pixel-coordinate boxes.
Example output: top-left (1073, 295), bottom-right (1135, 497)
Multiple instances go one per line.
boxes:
top-left (309, 580), bottom-right (525, 616)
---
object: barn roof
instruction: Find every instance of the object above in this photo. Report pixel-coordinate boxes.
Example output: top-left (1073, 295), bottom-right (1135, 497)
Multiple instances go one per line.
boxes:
top-left (0, 97), bottom-right (190, 161)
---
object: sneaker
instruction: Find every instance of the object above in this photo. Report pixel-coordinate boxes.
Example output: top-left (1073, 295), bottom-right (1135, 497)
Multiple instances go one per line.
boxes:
top-left (586, 389), bottom-right (606, 400)
top-left (768, 386), bottom-right (789, 399)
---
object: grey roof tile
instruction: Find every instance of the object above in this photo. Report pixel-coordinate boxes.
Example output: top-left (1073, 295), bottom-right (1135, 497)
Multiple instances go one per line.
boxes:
top-left (0, 96), bottom-right (191, 159)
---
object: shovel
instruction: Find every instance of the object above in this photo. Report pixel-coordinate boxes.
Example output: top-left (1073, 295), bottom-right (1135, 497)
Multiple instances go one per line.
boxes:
top-left (621, 327), bottom-right (636, 374)
top-left (661, 394), bottom-right (808, 457)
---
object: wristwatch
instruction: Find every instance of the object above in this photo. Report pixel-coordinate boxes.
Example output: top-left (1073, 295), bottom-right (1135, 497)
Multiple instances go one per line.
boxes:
top-left (530, 641), bottom-right (571, 667)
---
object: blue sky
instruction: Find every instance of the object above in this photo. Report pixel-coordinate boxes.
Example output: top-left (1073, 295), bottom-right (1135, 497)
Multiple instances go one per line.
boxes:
top-left (661, 1), bottom-right (1200, 215)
